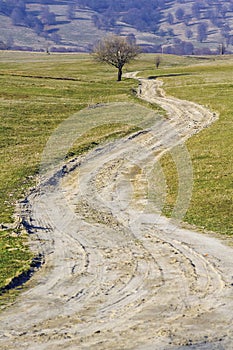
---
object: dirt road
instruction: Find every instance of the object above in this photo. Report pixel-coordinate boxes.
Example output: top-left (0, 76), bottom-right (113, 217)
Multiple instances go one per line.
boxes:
top-left (0, 74), bottom-right (232, 349)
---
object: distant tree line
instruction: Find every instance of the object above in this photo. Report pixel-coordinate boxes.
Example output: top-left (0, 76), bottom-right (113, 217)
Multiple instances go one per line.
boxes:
top-left (77, 0), bottom-right (233, 48)
top-left (78, 0), bottom-right (167, 32)
top-left (1, 0), bottom-right (233, 53)
top-left (0, 0), bottom-right (43, 33)
top-left (0, 0), bottom-right (59, 42)
top-left (165, 0), bottom-right (233, 45)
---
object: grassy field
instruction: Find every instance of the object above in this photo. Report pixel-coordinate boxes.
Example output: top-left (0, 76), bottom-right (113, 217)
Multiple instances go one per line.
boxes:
top-left (141, 55), bottom-right (233, 235)
top-left (0, 51), bottom-right (142, 306)
top-left (0, 51), bottom-right (232, 306)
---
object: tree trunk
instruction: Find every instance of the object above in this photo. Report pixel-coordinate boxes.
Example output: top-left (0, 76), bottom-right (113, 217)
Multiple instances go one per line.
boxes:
top-left (117, 67), bottom-right (122, 81)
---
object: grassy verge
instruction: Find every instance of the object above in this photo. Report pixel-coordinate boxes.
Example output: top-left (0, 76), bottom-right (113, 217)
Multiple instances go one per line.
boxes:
top-left (147, 55), bottom-right (233, 235)
top-left (0, 230), bottom-right (33, 308)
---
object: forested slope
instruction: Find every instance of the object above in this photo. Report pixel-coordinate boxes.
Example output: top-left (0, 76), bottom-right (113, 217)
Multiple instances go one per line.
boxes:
top-left (1, 1), bottom-right (233, 53)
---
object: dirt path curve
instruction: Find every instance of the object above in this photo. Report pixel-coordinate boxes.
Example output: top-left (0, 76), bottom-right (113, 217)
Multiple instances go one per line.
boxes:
top-left (0, 73), bottom-right (233, 350)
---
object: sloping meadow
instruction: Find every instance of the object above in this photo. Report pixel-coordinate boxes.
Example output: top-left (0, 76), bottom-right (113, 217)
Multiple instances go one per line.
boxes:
top-left (155, 56), bottom-right (233, 235)
top-left (0, 52), bottom-right (232, 307)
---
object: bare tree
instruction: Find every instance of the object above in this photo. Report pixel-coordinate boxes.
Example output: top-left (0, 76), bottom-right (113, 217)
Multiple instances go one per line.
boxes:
top-left (155, 55), bottom-right (161, 69)
top-left (197, 22), bottom-right (208, 43)
top-left (92, 35), bottom-right (140, 81)
top-left (219, 42), bottom-right (226, 55)
top-left (175, 7), bottom-right (185, 21)
top-left (67, 4), bottom-right (76, 20)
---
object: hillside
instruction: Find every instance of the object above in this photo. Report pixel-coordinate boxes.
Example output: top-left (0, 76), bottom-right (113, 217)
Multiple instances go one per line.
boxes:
top-left (0, 0), bottom-right (233, 54)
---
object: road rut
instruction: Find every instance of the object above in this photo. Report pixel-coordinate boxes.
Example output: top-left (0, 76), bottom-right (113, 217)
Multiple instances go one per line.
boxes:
top-left (0, 73), bottom-right (232, 349)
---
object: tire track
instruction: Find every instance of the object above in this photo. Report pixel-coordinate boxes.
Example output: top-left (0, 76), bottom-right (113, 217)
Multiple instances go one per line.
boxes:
top-left (0, 73), bottom-right (232, 350)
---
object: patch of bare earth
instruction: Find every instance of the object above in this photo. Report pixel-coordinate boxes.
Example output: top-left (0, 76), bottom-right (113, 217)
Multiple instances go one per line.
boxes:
top-left (0, 73), bottom-right (232, 350)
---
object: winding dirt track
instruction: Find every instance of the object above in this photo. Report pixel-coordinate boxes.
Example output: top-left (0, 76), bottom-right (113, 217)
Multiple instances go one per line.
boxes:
top-left (0, 74), bottom-right (233, 349)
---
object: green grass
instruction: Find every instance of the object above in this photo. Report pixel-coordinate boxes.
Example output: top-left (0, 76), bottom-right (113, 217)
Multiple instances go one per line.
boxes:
top-left (0, 52), bottom-right (232, 307)
top-left (0, 52), bottom-right (139, 224)
top-left (0, 230), bottom-right (33, 308)
top-left (67, 123), bottom-right (140, 158)
top-left (0, 52), bottom-right (144, 305)
top-left (145, 55), bottom-right (233, 235)
top-left (0, 52), bottom-right (165, 305)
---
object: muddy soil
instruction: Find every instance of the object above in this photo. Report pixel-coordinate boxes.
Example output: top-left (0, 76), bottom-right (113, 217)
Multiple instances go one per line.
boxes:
top-left (0, 73), bottom-right (232, 350)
